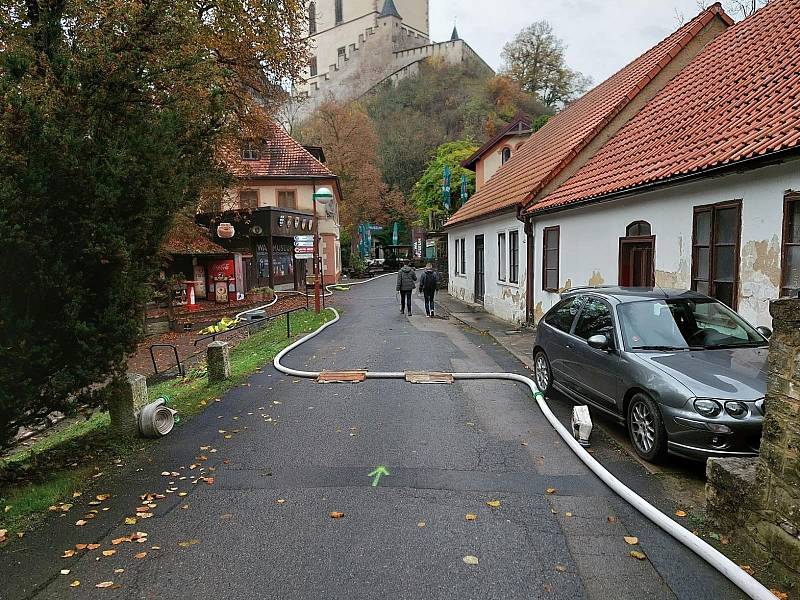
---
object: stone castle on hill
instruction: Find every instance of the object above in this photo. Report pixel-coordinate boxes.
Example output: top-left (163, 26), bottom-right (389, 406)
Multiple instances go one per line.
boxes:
top-left (293, 0), bottom-right (494, 119)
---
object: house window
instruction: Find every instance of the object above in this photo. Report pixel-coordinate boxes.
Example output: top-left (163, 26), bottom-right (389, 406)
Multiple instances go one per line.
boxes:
top-left (501, 147), bottom-right (512, 164)
top-left (309, 56), bottom-right (317, 77)
top-left (497, 232), bottom-right (507, 281)
top-left (308, 2), bottom-right (317, 34)
top-left (239, 190), bottom-right (258, 210)
top-left (626, 220), bottom-right (651, 237)
top-left (241, 142), bottom-right (260, 161)
top-left (692, 201), bottom-right (741, 308)
top-left (458, 238), bottom-right (466, 275)
top-left (543, 226), bottom-right (560, 291)
top-left (335, 0), bottom-right (343, 24)
top-left (277, 190), bottom-right (297, 209)
top-left (454, 239), bottom-right (461, 275)
top-left (781, 192), bottom-right (800, 298)
top-left (509, 230), bottom-right (519, 284)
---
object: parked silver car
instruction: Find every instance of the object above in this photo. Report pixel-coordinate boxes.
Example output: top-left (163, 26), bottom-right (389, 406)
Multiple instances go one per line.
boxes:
top-left (532, 287), bottom-right (771, 462)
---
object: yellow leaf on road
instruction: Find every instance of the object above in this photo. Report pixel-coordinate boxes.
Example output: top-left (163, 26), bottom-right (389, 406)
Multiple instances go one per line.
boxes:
top-left (675, 510), bottom-right (687, 517)
top-left (60, 569), bottom-right (70, 575)
top-left (465, 514), bottom-right (477, 521)
top-left (462, 555), bottom-right (479, 565)
top-left (276, 499), bottom-right (286, 504)
top-left (87, 544), bottom-right (101, 550)
top-left (62, 550), bottom-right (75, 558)
top-left (95, 581), bottom-right (114, 588)
top-left (70, 580), bottom-right (80, 588)
top-left (486, 500), bottom-right (501, 508)
top-left (740, 564), bottom-right (755, 576)
top-left (630, 551), bottom-right (647, 560)
top-left (102, 550), bottom-right (116, 557)
top-left (555, 564), bottom-right (567, 572)
top-left (329, 511), bottom-right (345, 519)
top-left (177, 539), bottom-right (200, 548)
top-left (624, 536), bottom-right (639, 545)
top-left (417, 522), bottom-right (426, 528)
top-left (546, 488), bottom-right (556, 495)
top-left (135, 552), bottom-right (147, 559)
top-left (75, 520), bottom-right (87, 527)
top-left (770, 589), bottom-right (788, 600)
top-left (124, 516), bottom-right (137, 525)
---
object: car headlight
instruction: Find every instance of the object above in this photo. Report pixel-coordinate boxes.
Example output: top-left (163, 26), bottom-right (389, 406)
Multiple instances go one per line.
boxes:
top-left (694, 398), bottom-right (722, 417)
top-left (724, 401), bottom-right (748, 418)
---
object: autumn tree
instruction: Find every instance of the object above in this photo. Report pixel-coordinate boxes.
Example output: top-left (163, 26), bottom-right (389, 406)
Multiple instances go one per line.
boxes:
top-left (299, 100), bottom-right (415, 257)
top-left (500, 21), bottom-right (591, 108)
top-left (0, 0), bottom-right (307, 448)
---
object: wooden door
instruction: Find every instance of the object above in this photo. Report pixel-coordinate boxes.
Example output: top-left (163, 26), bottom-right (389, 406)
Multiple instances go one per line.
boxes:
top-left (619, 237), bottom-right (655, 287)
top-left (474, 235), bottom-right (485, 303)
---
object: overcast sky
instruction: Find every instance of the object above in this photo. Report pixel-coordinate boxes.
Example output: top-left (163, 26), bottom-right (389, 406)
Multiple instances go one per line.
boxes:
top-left (429, 0), bottom-right (727, 85)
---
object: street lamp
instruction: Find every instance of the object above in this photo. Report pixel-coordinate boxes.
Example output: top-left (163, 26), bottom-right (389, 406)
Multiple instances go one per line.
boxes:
top-left (312, 186), bottom-right (333, 313)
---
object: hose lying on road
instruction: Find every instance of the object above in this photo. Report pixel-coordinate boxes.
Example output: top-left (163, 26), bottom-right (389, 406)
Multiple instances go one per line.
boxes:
top-left (272, 274), bottom-right (776, 600)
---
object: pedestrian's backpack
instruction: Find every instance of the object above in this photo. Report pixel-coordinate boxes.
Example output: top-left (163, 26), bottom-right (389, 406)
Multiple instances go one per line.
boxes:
top-left (423, 271), bottom-right (438, 292)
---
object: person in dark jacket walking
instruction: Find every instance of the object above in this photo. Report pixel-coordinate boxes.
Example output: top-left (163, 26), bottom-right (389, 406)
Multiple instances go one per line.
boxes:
top-left (396, 263), bottom-right (417, 316)
top-left (419, 263), bottom-right (438, 318)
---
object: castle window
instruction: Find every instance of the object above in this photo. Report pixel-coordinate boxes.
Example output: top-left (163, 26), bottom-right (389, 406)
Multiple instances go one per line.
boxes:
top-left (309, 56), bottom-right (317, 77)
top-left (308, 2), bottom-right (316, 34)
top-left (337, 46), bottom-right (346, 59)
top-left (335, 0), bottom-right (343, 24)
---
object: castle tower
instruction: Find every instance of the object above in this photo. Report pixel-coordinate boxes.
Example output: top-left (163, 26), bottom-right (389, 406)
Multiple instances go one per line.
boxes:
top-left (300, 0), bottom-right (430, 97)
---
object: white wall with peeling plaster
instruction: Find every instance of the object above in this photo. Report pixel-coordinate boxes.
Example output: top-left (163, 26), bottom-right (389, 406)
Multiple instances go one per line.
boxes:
top-left (530, 159), bottom-right (800, 328)
top-left (447, 211), bottom-right (527, 324)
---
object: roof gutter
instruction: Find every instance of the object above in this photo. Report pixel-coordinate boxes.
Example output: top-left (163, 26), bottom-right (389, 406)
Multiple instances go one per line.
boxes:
top-left (524, 147), bottom-right (800, 218)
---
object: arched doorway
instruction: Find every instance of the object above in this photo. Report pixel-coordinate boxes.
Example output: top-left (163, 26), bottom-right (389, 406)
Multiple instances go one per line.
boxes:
top-left (619, 221), bottom-right (655, 287)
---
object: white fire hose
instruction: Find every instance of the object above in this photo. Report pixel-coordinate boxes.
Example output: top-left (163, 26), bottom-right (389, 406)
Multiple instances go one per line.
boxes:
top-left (272, 276), bottom-right (776, 600)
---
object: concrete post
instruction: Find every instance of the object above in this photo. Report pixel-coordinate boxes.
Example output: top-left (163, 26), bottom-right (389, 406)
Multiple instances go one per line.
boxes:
top-left (207, 341), bottom-right (231, 383)
top-left (108, 373), bottom-right (149, 438)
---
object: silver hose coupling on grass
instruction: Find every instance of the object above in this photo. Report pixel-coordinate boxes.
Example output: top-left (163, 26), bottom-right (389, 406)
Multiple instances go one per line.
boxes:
top-left (138, 397), bottom-right (178, 438)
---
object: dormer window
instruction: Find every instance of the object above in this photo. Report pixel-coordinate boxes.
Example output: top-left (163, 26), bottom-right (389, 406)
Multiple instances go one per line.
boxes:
top-left (241, 142), bottom-right (260, 161)
top-left (501, 147), bottom-right (512, 164)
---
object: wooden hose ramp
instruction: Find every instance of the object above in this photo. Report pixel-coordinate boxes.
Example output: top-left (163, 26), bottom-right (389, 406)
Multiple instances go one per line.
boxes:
top-left (316, 370), bottom-right (367, 384)
top-left (404, 371), bottom-right (455, 384)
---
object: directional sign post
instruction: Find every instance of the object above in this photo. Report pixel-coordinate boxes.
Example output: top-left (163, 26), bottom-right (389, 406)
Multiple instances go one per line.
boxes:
top-left (294, 235), bottom-right (314, 258)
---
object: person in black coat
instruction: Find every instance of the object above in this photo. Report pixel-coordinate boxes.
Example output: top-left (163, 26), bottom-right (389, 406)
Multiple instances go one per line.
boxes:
top-left (396, 263), bottom-right (417, 316)
top-left (418, 263), bottom-right (438, 318)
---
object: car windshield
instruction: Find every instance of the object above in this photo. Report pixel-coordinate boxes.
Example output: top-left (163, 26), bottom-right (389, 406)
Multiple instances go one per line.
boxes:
top-left (617, 298), bottom-right (767, 351)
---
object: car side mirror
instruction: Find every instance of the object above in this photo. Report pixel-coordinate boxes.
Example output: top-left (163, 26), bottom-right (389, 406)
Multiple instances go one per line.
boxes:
top-left (587, 334), bottom-right (611, 351)
top-left (756, 326), bottom-right (772, 339)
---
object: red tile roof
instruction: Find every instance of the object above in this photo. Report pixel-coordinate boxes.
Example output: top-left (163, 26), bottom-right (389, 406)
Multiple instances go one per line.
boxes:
top-left (529, 0), bottom-right (800, 214)
top-left (445, 3), bottom-right (733, 227)
top-left (226, 119), bottom-right (335, 179)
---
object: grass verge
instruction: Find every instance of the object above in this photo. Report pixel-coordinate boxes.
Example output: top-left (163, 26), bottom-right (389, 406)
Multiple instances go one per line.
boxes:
top-left (0, 309), bottom-right (332, 534)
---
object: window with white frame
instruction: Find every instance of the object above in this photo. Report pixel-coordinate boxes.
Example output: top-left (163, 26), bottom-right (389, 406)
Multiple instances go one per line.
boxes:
top-left (454, 239), bottom-right (460, 275)
top-left (497, 232), bottom-right (507, 281)
top-left (509, 230), bottom-right (519, 284)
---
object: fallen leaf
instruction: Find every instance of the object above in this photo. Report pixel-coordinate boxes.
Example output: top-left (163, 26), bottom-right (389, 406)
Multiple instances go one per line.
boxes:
top-left (770, 589), bottom-right (788, 600)
top-left (276, 499), bottom-right (286, 505)
top-left (134, 552), bottom-right (147, 559)
top-left (4, 505), bottom-right (11, 513)
top-left (630, 551), bottom-right (647, 560)
top-left (102, 550), bottom-right (116, 557)
top-left (73, 491), bottom-right (82, 498)
top-left (329, 511), bottom-right (345, 519)
top-left (74, 543), bottom-right (88, 550)
top-left (555, 564), bottom-right (567, 572)
top-left (60, 569), bottom-right (71, 575)
top-left (113, 569), bottom-right (124, 574)
top-left (465, 513), bottom-right (477, 521)
top-left (720, 535), bottom-right (730, 545)
top-left (75, 520), bottom-right (87, 527)
top-left (96, 494), bottom-right (111, 501)
top-left (520, 441), bottom-right (528, 447)
top-left (675, 510), bottom-right (687, 518)
top-left (486, 500), bottom-right (501, 508)
top-left (95, 581), bottom-right (114, 588)
top-left (17, 532), bottom-right (24, 539)
top-left (565, 512), bottom-right (573, 517)
top-left (740, 565), bottom-right (755, 576)
top-left (546, 488), bottom-right (556, 495)
top-left (417, 522), bottom-right (426, 528)
top-left (180, 504), bottom-right (189, 510)
top-left (60, 504), bottom-right (73, 512)
top-left (62, 550), bottom-right (75, 558)
top-left (607, 516), bottom-right (618, 523)
top-left (462, 555), bottom-right (479, 565)
top-left (124, 517), bottom-right (137, 525)
top-left (87, 544), bottom-right (101, 550)
top-left (70, 580), bottom-right (80, 588)
top-left (624, 536), bottom-right (639, 545)
top-left (177, 539), bottom-right (200, 548)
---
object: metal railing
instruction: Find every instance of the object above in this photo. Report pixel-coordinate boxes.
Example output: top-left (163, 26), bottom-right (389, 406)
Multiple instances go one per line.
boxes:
top-left (193, 306), bottom-right (308, 347)
top-left (149, 344), bottom-right (185, 377)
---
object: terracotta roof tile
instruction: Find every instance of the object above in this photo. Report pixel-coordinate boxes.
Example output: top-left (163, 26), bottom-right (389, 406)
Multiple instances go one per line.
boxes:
top-left (225, 119), bottom-right (334, 179)
top-left (445, 3), bottom-right (732, 227)
top-left (531, 0), bottom-right (800, 214)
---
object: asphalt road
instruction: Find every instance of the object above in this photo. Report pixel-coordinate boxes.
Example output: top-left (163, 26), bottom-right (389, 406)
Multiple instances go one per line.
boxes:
top-left (2, 274), bottom-right (746, 599)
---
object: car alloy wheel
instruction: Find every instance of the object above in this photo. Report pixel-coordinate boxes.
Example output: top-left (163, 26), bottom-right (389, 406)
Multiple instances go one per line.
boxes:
top-left (626, 393), bottom-right (667, 462)
top-left (630, 401), bottom-right (655, 453)
top-left (534, 352), bottom-right (551, 394)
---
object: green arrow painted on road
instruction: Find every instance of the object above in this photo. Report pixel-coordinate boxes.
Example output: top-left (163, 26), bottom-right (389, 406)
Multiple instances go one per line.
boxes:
top-left (368, 465), bottom-right (390, 487)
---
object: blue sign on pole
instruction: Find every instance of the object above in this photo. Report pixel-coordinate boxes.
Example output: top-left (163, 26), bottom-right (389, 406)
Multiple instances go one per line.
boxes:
top-left (442, 165), bottom-right (452, 211)
top-left (460, 174), bottom-right (468, 204)
top-left (392, 222), bottom-right (399, 246)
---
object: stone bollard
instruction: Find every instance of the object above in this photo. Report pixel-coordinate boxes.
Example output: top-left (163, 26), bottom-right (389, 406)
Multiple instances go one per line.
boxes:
top-left (207, 341), bottom-right (231, 383)
top-left (108, 373), bottom-right (149, 438)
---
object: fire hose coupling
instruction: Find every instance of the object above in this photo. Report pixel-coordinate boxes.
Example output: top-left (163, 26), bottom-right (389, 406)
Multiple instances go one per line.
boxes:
top-left (571, 405), bottom-right (593, 447)
top-left (138, 396), bottom-right (179, 439)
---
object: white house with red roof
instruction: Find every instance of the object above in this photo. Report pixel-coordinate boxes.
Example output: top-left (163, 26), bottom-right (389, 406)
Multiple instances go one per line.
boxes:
top-left (525, 0), bottom-right (800, 327)
top-left (198, 119), bottom-right (342, 294)
top-left (444, 4), bottom-right (733, 324)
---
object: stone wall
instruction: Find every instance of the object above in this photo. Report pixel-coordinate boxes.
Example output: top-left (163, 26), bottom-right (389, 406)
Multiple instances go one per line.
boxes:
top-left (706, 297), bottom-right (800, 579)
